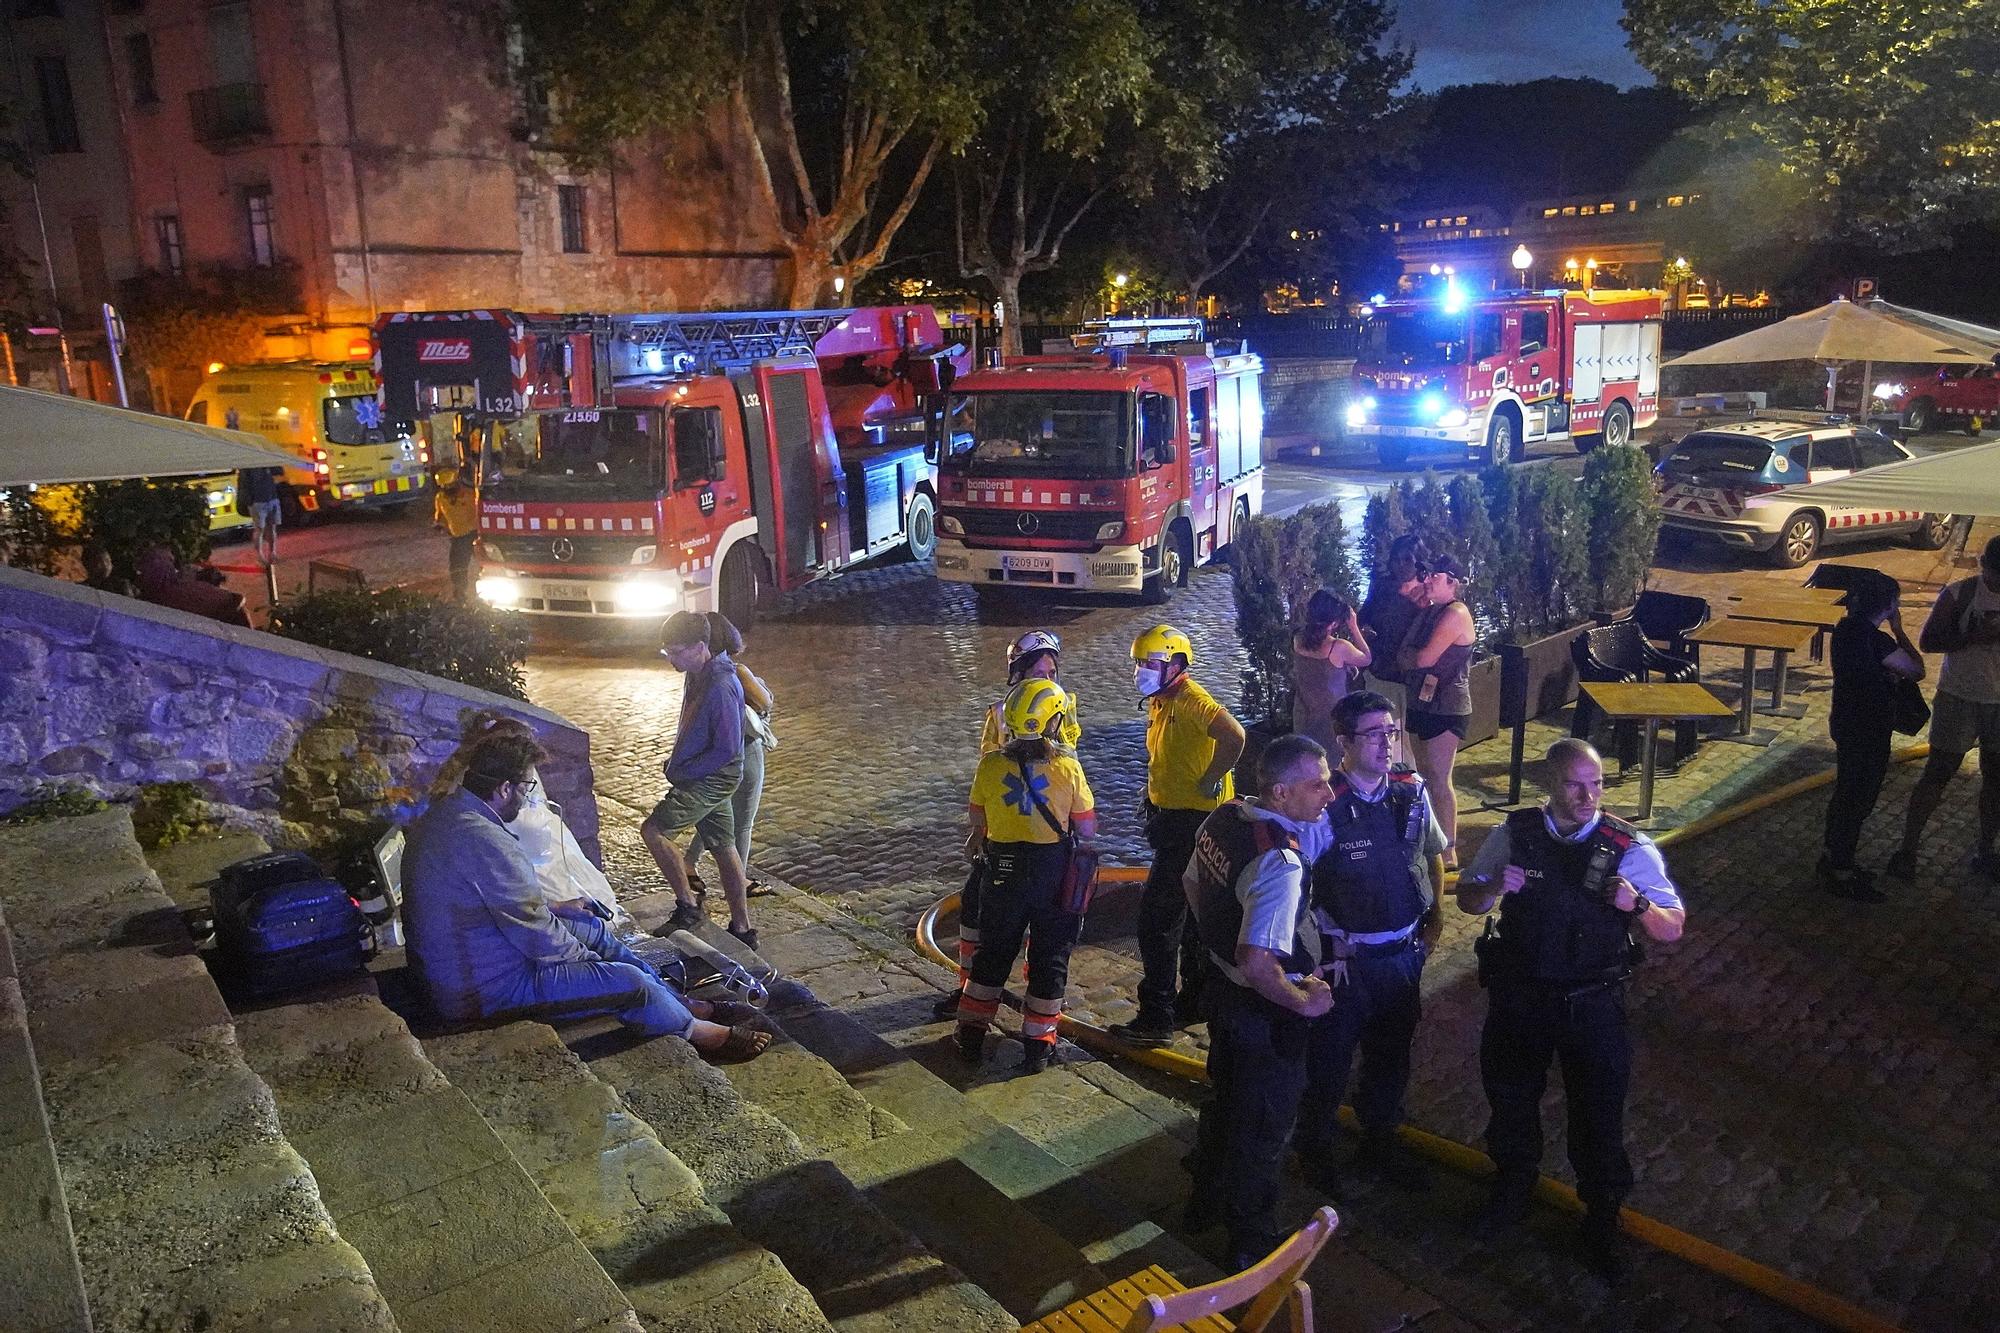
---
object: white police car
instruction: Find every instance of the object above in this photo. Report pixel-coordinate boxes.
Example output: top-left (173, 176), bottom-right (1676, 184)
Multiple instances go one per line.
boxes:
top-left (1656, 416), bottom-right (1956, 567)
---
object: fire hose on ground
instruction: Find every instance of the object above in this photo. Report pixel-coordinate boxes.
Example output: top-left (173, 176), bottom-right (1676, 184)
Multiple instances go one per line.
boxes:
top-left (914, 748), bottom-right (1930, 1333)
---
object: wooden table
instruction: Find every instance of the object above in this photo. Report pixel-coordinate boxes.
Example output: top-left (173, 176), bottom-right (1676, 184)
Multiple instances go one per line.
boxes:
top-left (1579, 682), bottom-right (1737, 821)
top-left (1685, 617), bottom-right (1819, 741)
top-left (1725, 596), bottom-right (1845, 669)
top-left (1730, 584), bottom-right (1846, 606)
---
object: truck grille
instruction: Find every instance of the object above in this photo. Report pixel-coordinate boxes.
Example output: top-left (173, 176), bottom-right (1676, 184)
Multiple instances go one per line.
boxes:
top-left (952, 508), bottom-right (1105, 544)
top-left (482, 535), bottom-right (653, 567)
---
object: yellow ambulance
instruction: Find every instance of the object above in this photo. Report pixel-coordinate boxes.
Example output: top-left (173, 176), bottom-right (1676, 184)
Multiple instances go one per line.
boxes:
top-left (185, 362), bottom-right (428, 520)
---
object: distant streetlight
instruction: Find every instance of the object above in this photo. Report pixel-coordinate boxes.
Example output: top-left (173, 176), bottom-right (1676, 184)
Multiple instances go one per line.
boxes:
top-left (1429, 263), bottom-right (1442, 276)
top-left (1511, 245), bottom-right (1533, 284)
top-left (1114, 272), bottom-right (1129, 287)
top-left (832, 275), bottom-right (846, 296)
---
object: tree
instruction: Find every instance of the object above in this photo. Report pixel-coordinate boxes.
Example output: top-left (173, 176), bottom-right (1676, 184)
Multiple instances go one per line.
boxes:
top-left (512, 0), bottom-right (980, 307)
top-left (1623, 0), bottom-right (2000, 246)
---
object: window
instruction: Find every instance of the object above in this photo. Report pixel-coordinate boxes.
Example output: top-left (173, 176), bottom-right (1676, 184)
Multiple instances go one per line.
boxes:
top-left (557, 184), bottom-right (586, 253)
top-left (1471, 311), bottom-right (1505, 362)
top-left (671, 407), bottom-right (725, 488)
top-left (154, 214), bottom-right (184, 276)
top-left (1627, 200), bottom-right (1638, 212)
top-left (1667, 195), bottom-right (1686, 207)
top-left (125, 32), bottom-right (159, 105)
top-left (1518, 311), bottom-right (1550, 355)
top-left (1808, 436), bottom-right (1856, 471)
top-left (1600, 202), bottom-right (1615, 213)
top-left (1853, 433), bottom-right (1904, 470)
top-left (185, 400), bottom-right (208, 425)
top-left (1542, 207), bottom-right (1558, 218)
top-left (1581, 205), bottom-right (1596, 216)
top-left (35, 56), bottom-right (81, 153)
top-left (72, 216), bottom-right (108, 305)
top-left (244, 186), bottom-right (275, 266)
top-left (1455, 215), bottom-right (1468, 226)
top-left (206, 2), bottom-right (256, 84)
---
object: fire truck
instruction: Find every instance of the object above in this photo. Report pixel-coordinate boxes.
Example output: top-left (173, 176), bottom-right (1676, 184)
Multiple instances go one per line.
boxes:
top-left (373, 306), bottom-right (966, 623)
top-left (1878, 361), bottom-right (2000, 435)
top-left (929, 318), bottom-right (1264, 604)
top-left (1346, 288), bottom-right (1663, 467)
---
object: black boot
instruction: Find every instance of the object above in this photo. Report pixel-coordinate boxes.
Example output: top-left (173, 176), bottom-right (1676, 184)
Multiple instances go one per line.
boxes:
top-left (1471, 1169), bottom-right (1535, 1233)
top-left (1109, 1011), bottom-right (1176, 1047)
top-left (930, 989), bottom-right (961, 1020)
top-left (954, 1025), bottom-right (985, 1065)
top-left (1020, 1038), bottom-right (1052, 1074)
top-left (1580, 1206), bottom-right (1629, 1281)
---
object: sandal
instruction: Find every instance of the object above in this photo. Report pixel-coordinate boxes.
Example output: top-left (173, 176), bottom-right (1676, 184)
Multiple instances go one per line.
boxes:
top-left (705, 999), bottom-right (762, 1026)
top-left (746, 880), bottom-right (776, 899)
top-left (701, 1024), bottom-right (773, 1064)
top-left (688, 872), bottom-right (709, 902)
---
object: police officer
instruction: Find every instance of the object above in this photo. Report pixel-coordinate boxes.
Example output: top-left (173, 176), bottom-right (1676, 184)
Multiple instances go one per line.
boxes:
top-left (937, 630), bottom-right (1081, 1019)
top-left (1295, 691), bottom-right (1446, 1195)
top-left (1112, 624), bottom-right (1246, 1046)
top-left (1183, 734), bottom-right (1335, 1270)
top-left (1456, 738), bottom-right (1687, 1279)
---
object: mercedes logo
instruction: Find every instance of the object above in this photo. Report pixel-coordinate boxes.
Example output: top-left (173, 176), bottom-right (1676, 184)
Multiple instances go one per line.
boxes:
top-left (551, 538), bottom-right (575, 562)
top-left (1016, 511), bottom-right (1040, 535)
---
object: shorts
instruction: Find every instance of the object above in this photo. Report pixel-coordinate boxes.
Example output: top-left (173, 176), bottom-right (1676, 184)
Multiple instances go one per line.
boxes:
top-left (249, 499), bottom-right (282, 527)
top-left (645, 766), bottom-right (742, 848)
top-left (1926, 690), bottom-right (2000, 755)
top-left (1406, 708), bottom-right (1470, 742)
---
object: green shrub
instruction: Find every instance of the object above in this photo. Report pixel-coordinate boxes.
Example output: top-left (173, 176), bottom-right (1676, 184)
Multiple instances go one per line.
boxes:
top-left (132, 781), bottom-right (216, 849)
top-left (1, 783), bottom-right (109, 824)
top-left (1581, 446), bottom-right (1663, 613)
top-left (268, 587), bottom-right (532, 701)
top-left (0, 485), bottom-right (73, 576)
top-left (1231, 500), bottom-right (1363, 724)
top-left (81, 479), bottom-right (211, 586)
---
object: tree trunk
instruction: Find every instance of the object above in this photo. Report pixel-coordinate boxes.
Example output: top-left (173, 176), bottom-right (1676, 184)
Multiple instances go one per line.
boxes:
top-left (784, 249), bottom-right (829, 309)
top-left (994, 271), bottom-right (1025, 356)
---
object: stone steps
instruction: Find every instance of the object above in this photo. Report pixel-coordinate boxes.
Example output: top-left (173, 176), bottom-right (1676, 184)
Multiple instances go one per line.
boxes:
top-left (0, 809), bottom-right (397, 1332)
top-left (233, 985), bottom-right (643, 1333)
top-left (422, 1020), bottom-right (834, 1333)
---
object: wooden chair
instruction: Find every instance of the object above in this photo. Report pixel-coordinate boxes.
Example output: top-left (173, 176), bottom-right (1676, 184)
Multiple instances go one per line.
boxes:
top-left (1023, 1205), bottom-right (1337, 1333)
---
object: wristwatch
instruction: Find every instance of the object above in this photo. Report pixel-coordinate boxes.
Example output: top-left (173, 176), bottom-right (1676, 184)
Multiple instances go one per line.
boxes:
top-left (1626, 895), bottom-right (1653, 918)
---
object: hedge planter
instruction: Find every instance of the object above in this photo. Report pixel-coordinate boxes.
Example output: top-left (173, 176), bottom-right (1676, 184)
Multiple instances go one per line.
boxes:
top-left (1233, 717), bottom-right (1290, 796)
top-left (1497, 623), bottom-right (1592, 802)
top-left (1466, 654), bottom-right (1501, 748)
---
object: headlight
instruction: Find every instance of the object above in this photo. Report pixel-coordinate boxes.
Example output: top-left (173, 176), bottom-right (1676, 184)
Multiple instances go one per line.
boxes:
top-left (611, 579), bottom-right (678, 615)
top-left (1418, 391), bottom-right (1446, 421)
top-left (630, 544), bottom-right (658, 565)
top-left (477, 576), bottom-right (521, 607)
top-left (940, 514), bottom-right (964, 535)
top-left (1872, 382), bottom-right (1905, 400)
top-left (1345, 399), bottom-right (1373, 429)
top-left (1096, 520), bottom-right (1126, 541)
top-left (207, 490), bottom-right (229, 507)
top-left (1438, 407), bottom-right (1469, 429)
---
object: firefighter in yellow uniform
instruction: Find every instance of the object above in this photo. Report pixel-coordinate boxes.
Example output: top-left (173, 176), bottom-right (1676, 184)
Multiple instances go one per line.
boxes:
top-left (941, 631), bottom-right (1083, 1019)
top-left (958, 678), bottom-right (1096, 1074)
top-left (1111, 624), bottom-right (1246, 1047)
top-left (433, 466), bottom-right (481, 603)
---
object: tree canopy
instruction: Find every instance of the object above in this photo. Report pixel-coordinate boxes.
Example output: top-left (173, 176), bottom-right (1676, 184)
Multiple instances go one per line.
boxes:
top-left (1623, 0), bottom-right (2000, 246)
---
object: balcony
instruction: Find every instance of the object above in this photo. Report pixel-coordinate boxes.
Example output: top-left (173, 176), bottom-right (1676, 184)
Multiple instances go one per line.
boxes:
top-left (188, 82), bottom-right (271, 147)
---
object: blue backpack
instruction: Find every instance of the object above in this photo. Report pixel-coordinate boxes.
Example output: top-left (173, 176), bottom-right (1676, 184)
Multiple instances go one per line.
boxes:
top-left (211, 852), bottom-right (373, 998)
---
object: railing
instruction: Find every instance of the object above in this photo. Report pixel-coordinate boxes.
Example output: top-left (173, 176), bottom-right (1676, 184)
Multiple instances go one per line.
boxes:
top-left (188, 82), bottom-right (270, 145)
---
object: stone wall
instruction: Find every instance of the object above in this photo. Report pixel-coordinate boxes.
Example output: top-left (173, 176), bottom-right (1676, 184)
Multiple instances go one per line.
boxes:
top-left (0, 566), bottom-right (599, 863)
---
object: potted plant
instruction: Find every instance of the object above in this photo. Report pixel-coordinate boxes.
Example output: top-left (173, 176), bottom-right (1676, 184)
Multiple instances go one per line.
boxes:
top-left (1581, 445), bottom-right (1664, 621)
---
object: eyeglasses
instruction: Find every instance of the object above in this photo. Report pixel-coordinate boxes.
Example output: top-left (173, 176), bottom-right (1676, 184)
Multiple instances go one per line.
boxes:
top-left (519, 777), bottom-right (541, 795)
top-left (1350, 726), bottom-right (1402, 743)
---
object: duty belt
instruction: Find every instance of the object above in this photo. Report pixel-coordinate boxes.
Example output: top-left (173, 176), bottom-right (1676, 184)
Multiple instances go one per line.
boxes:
top-left (1317, 919), bottom-right (1420, 986)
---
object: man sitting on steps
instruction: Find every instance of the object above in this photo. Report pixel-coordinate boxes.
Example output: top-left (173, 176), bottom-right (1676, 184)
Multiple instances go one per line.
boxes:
top-left (404, 731), bottom-right (771, 1062)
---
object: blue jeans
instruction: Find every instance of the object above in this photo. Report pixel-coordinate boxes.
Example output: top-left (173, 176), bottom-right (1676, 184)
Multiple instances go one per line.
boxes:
top-left (489, 914), bottom-right (696, 1039)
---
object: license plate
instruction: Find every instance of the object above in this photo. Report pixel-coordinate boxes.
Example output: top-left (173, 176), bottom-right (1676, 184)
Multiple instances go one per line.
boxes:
top-left (543, 582), bottom-right (594, 601)
top-left (390, 460), bottom-right (406, 475)
top-left (1671, 484), bottom-right (1723, 501)
top-left (1005, 555), bottom-right (1054, 572)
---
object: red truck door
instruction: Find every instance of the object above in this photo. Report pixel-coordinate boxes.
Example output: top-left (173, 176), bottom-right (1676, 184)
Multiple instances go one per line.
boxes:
top-left (664, 388), bottom-right (753, 575)
top-left (738, 365), bottom-right (846, 589)
top-left (1184, 376), bottom-right (1217, 546)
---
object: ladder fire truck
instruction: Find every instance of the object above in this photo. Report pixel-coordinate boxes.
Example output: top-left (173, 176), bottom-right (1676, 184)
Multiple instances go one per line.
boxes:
top-left (374, 306), bottom-right (967, 623)
top-left (929, 317), bottom-right (1265, 603)
top-left (1346, 288), bottom-right (1662, 467)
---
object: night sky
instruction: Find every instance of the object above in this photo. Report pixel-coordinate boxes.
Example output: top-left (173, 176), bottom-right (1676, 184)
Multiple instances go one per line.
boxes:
top-left (1394, 0), bottom-right (1651, 90)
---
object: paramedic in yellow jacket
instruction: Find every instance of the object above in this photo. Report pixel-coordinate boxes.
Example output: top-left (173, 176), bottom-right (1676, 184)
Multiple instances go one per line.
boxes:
top-left (957, 678), bottom-right (1095, 1074)
top-left (433, 465), bottom-right (481, 604)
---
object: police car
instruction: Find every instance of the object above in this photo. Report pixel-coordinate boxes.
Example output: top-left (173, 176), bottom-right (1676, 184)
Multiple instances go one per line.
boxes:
top-left (1656, 415), bottom-right (1957, 568)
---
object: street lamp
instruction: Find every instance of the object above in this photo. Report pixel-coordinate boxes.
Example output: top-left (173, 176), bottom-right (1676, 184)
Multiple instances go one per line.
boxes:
top-left (1584, 257), bottom-right (1598, 291)
top-left (1111, 272), bottom-right (1128, 315)
top-left (1511, 244), bottom-right (1533, 286)
top-left (832, 275), bottom-right (845, 296)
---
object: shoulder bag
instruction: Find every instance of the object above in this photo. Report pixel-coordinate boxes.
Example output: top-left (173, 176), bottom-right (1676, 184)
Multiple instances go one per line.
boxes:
top-left (1019, 758), bottom-right (1101, 915)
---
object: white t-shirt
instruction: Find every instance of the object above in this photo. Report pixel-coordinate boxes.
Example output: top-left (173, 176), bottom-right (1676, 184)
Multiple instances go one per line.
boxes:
top-left (1937, 578), bottom-right (2000, 704)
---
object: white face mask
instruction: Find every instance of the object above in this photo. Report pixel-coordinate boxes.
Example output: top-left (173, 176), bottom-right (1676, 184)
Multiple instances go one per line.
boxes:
top-left (1134, 662), bottom-right (1166, 697)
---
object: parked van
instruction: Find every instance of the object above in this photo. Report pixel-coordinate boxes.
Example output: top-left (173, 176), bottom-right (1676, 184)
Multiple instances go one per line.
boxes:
top-left (185, 363), bottom-right (428, 520)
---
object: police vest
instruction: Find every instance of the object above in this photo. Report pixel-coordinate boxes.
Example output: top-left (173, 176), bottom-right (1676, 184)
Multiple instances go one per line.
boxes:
top-left (1487, 808), bottom-right (1642, 983)
top-left (1188, 802), bottom-right (1318, 986)
top-left (1311, 769), bottom-right (1430, 934)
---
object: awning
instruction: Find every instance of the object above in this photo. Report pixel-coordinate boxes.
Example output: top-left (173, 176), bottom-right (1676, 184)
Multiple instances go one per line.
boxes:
top-left (0, 384), bottom-right (298, 487)
top-left (1665, 298), bottom-right (2000, 368)
top-left (1775, 440), bottom-right (2000, 518)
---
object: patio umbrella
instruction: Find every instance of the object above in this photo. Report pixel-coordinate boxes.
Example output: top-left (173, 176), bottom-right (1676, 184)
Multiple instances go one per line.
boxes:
top-left (0, 384), bottom-right (296, 486)
top-left (1664, 297), bottom-right (2000, 410)
top-left (1775, 438), bottom-right (2000, 518)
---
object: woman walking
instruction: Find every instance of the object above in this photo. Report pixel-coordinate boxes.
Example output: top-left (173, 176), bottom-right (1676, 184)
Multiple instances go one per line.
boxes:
top-left (687, 612), bottom-right (776, 901)
top-left (1399, 554), bottom-right (1476, 867)
top-left (1292, 588), bottom-right (1372, 755)
top-left (957, 678), bottom-right (1096, 1074)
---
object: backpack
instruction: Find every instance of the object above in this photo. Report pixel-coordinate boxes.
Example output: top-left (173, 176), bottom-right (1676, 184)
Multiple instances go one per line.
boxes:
top-left (210, 851), bottom-right (373, 998)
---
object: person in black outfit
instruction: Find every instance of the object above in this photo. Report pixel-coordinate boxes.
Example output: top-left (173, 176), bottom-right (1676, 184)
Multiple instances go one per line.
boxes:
top-left (1456, 739), bottom-right (1687, 1280)
top-left (1821, 576), bottom-right (1924, 900)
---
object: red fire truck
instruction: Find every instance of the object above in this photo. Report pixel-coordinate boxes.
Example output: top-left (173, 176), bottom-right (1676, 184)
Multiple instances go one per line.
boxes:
top-left (1346, 288), bottom-right (1663, 466)
top-left (1877, 362), bottom-right (2000, 435)
top-left (374, 306), bottom-right (966, 623)
top-left (929, 318), bottom-right (1264, 603)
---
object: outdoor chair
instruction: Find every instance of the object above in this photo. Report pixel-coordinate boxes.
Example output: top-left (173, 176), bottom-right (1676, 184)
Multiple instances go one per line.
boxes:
top-left (1022, 1205), bottom-right (1337, 1333)
top-left (1632, 590), bottom-right (1710, 670)
top-left (1571, 620), bottom-right (1702, 772)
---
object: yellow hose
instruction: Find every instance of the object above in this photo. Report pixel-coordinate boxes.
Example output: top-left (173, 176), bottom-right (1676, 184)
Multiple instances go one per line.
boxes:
top-left (915, 751), bottom-right (1933, 1333)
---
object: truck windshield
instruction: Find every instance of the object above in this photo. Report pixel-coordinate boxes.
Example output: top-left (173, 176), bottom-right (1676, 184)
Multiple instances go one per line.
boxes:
top-left (323, 395), bottom-right (398, 446)
top-left (1365, 311), bottom-right (1469, 365)
top-left (940, 391), bottom-right (1132, 478)
top-left (485, 409), bottom-right (665, 501)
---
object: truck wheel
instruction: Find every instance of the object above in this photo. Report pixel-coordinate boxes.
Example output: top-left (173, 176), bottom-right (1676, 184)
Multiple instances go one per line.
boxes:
top-left (1219, 497), bottom-right (1252, 565)
top-left (1905, 398), bottom-right (1935, 433)
top-left (279, 486), bottom-right (310, 527)
top-left (717, 545), bottom-right (764, 626)
top-left (1587, 400), bottom-right (1633, 453)
top-left (1769, 512), bottom-right (1821, 568)
top-left (1486, 411), bottom-right (1518, 465)
top-left (1912, 512), bottom-right (1958, 550)
top-left (1142, 524), bottom-right (1191, 604)
top-left (903, 490), bottom-right (938, 562)
top-left (1375, 438), bottom-right (1412, 468)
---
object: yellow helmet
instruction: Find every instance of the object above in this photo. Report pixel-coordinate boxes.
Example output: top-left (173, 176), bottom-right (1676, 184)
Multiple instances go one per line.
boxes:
top-left (1131, 623), bottom-right (1193, 665)
top-left (1002, 678), bottom-right (1072, 742)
